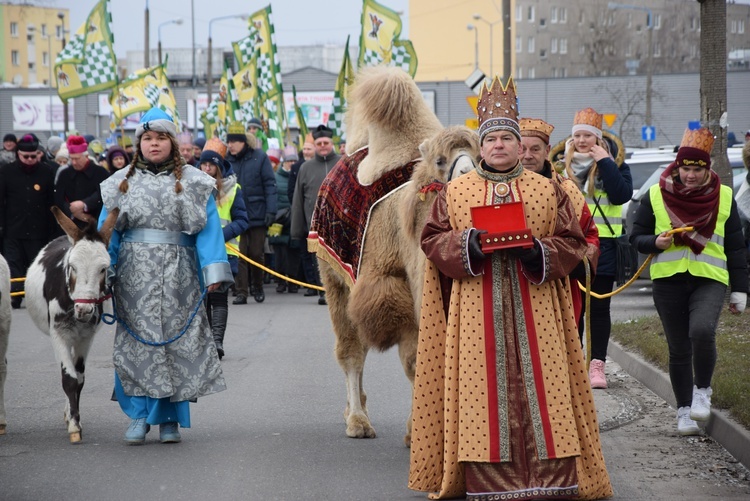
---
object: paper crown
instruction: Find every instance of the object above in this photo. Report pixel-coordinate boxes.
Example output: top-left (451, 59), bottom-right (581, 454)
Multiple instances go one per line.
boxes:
top-left (676, 127), bottom-right (714, 168)
top-left (477, 76), bottom-right (520, 141)
top-left (679, 128), bottom-right (714, 154)
top-left (572, 107), bottom-right (603, 138)
top-left (203, 137), bottom-right (227, 159)
top-left (227, 121), bottom-right (246, 135)
top-left (519, 118), bottom-right (554, 143)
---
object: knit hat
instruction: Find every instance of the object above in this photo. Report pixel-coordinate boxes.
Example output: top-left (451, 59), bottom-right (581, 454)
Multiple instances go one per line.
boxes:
top-left (519, 118), bottom-right (554, 144)
top-left (675, 128), bottom-right (714, 169)
top-left (477, 76), bottom-right (521, 142)
top-left (47, 136), bottom-right (63, 155)
top-left (246, 117), bottom-right (262, 129)
top-left (83, 134), bottom-right (95, 145)
top-left (198, 138), bottom-right (229, 176)
top-left (16, 134), bottom-right (40, 152)
top-left (3, 133), bottom-right (16, 144)
top-left (282, 145), bottom-right (299, 162)
top-left (227, 121), bottom-right (247, 143)
top-left (105, 146), bottom-right (128, 166)
top-left (267, 148), bottom-right (281, 164)
top-left (135, 107), bottom-right (177, 140)
top-left (312, 124), bottom-right (333, 140)
top-left (193, 136), bottom-right (206, 149)
top-left (55, 145), bottom-right (69, 161)
top-left (66, 135), bottom-right (89, 155)
top-left (572, 108), bottom-right (603, 139)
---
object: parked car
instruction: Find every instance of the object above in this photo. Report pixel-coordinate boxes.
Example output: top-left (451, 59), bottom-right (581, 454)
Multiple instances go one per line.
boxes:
top-left (623, 147), bottom-right (747, 279)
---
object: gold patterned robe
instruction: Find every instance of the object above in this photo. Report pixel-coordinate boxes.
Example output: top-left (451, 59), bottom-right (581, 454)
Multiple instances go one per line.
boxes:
top-left (408, 163), bottom-right (612, 500)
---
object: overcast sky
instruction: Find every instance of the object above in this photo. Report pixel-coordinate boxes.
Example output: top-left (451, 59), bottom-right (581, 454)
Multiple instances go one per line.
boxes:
top-left (39, 0), bottom-right (410, 58)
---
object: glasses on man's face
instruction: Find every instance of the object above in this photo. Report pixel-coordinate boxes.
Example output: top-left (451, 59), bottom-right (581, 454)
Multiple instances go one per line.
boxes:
top-left (19, 153), bottom-right (37, 160)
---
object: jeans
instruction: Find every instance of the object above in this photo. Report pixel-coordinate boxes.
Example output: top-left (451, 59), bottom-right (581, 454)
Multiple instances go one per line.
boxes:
top-left (652, 276), bottom-right (725, 408)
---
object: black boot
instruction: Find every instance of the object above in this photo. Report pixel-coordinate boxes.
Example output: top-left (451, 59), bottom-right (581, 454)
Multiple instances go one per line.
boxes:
top-left (287, 283), bottom-right (299, 294)
top-left (252, 286), bottom-right (265, 303)
top-left (318, 291), bottom-right (327, 306)
top-left (209, 291), bottom-right (228, 360)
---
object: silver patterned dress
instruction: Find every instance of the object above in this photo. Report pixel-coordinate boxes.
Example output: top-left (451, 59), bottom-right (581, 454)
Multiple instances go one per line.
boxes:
top-left (100, 166), bottom-right (231, 402)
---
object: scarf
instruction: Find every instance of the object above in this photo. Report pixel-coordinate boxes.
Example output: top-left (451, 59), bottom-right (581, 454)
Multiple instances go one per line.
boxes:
top-left (658, 162), bottom-right (721, 254)
top-left (134, 155), bottom-right (176, 174)
top-left (569, 152), bottom-right (602, 194)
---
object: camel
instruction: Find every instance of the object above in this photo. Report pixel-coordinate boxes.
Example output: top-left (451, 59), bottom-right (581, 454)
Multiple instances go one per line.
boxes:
top-left (310, 66), bottom-right (480, 445)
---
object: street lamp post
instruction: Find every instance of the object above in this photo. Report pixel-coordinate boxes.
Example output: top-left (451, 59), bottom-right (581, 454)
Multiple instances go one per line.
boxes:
top-left (473, 14), bottom-right (502, 78)
top-left (144, 0), bottom-right (150, 67)
top-left (158, 18), bottom-right (184, 67)
top-left (608, 2), bottom-right (653, 146)
top-left (46, 28), bottom-right (53, 136)
top-left (467, 24), bottom-right (479, 70)
top-left (57, 11), bottom-right (68, 135)
top-left (207, 14), bottom-right (248, 103)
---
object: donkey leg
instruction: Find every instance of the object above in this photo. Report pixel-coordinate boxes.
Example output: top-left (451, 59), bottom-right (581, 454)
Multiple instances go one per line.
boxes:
top-left (320, 260), bottom-right (376, 439)
top-left (51, 332), bottom-right (86, 443)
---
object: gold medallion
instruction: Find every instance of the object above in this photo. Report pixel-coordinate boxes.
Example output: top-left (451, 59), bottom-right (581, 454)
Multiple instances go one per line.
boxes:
top-left (494, 182), bottom-right (510, 197)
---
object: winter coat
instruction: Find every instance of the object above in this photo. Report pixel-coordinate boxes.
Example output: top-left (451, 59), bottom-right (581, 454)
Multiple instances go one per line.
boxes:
top-left (590, 157), bottom-right (633, 277)
top-left (54, 160), bottom-right (110, 228)
top-left (217, 171), bottom-right (249, 276)
top-left (226, 144), bottom-right (277, 228)
top-left (0, 159), bottom-right (56, 240)
top-left (290, 152), bottom-right (341, 240)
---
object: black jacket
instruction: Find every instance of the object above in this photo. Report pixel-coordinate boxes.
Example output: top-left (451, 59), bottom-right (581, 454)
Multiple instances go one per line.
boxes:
top-left (0, 160), bottom-right (56, 240)
top-left (54, 161), bottom-right (111, 228)
top-left (226, 144), bottom-right (277, 228)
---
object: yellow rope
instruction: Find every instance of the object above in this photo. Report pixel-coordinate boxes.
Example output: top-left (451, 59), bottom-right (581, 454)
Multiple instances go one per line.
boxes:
top-left (225, 243), bottom-right (325, 292)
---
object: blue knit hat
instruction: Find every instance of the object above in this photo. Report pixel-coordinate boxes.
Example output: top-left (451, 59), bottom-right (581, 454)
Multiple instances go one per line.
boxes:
top-left (136, 108), bottom-right (177, 140)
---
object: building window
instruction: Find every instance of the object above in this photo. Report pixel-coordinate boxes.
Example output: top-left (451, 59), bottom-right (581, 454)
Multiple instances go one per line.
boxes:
top-left (653, 42), bottom-right (661, 58)
top-left (559, 8), bottom-right (567, 23)
top-left (528, 36), bottom-right (535, 53)
top-left (10, 22), bottom-right (18, 37)
top-left (528, 6), bottom-right (535, 23)
top-left (625, 43), bottom-right (632, 57)
top-left (540, 18), bottom-right (546, 27)
top-left (56, 25), bottom-right (63, 39)
top-left (528, 67), bottom-right (535, 79)
top-left (731, 20), bottom-right (737, 34)
top-left (551, 7), bottom-right (558, 23)
top-left (560, 67), bottom-right (567, 78)
top-left (540, 48), bottom-right (548, 58)
top-left (627, 13), bottom-right (632, 28)
top-left (27, 31), bottom-right (35, 43)
top-left (517, 67), bottom-right (523, 79)
top-left (579, 44), bottom-right (585, 55)
top-left (579, 68), bottom-right (586, 77)
top-left (690, 45), bottom-right (698, 58)
top-left (579, 10), bottom-right (585, 25)
top-left (41, 24), bottom-right (47, 37)
top-left (28, 62), bottom-right (35, 71)
top-left (43, 52), bottom-right (49, 66)
top-left (516, 36), bottom-right (522, 53)
top-left (740, 20), bottom-right (746, 34)
top-left (551, 68), bottom-right (557, 78)
top-left (516, 5), bottom-right (522, 22)
top-left (560, 38), bottom-right (568, 54)
top-left (11, 50), bottom-right (19, 66)
top-left (551, 38), bottom-right (558, 54)
top-left (654, 13), bottom-right (661, 30)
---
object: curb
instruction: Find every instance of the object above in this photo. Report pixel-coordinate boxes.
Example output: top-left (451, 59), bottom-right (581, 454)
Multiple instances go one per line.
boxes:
top-left (609, 340), bottom-right (750, 471)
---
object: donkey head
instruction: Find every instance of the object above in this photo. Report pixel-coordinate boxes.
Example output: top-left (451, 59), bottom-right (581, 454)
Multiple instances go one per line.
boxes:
top-left (52, 207), bottom-right (119, 322)
top-left (416, 126), bottom-right (480, 185)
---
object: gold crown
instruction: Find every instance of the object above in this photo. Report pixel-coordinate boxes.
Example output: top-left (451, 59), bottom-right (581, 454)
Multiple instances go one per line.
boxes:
top-left (227, 121), bottom-right (245, 135)
top-left (477, 76), bottom-right (520, 140)
top-left (679, 128), bottom-right (714, 154)
top-left (203, 137), bottom-right (227, 158)
top-left (519, 118), bottom-right (554, 143)
top-left (573, 107), bottom-right (602, 130)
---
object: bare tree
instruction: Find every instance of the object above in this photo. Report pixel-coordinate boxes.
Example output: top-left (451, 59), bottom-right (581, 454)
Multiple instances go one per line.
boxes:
top-left (595, 79), bottom-right (665, 146)
top-left (699, 0), bottom-right (731, 185)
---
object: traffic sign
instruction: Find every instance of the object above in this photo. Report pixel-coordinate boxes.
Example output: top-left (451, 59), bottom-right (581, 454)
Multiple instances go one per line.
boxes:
top-left (466, 96), bottom-right (479, 113)
top-left (465, 118), bottom-right (479, 129)
top-left (465, 69), bottom-right (486, 95)
top-left (688, 120), bottom-right (702, 130)
top-left (641, 125), bottom-right (656, 142)
top-left (603, 114), bottom-right (617, 128)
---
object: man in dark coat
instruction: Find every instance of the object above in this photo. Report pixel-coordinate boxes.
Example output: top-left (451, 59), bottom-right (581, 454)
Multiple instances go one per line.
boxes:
top-left (0, 134), bottom-right (56, 308)
top-left (225, 121), bottom-right (277, 304)
top-left (54, 135), bottom-right (110, 229)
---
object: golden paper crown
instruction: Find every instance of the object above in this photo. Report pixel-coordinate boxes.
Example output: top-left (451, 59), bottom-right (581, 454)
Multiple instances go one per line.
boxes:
top-left (519, 118), bottom-right (554, 143)
top-left (477, 76), bottom-right (520, 140)
top-left (227, 121), bottom-right (245, 135)
top-left (573, 107), bottom-right (602, 131)
top-left (203, 137), bottom-right (227, 158)
top-left (679, 128), bottom-right (714, 154)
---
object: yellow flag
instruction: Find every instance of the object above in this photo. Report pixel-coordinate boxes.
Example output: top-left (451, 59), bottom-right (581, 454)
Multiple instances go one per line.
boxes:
top-left (357, 0), bottom-right (418, 76)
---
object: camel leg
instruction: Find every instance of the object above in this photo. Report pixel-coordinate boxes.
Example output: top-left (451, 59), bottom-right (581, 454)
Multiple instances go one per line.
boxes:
top-left (398, 327), bottom-right (418, 447)
top-left (320, 260), bottom-right (376, 439)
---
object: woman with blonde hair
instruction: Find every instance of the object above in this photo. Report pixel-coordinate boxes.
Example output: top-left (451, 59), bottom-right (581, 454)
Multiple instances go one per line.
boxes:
top-left (565, 108), bottom-right (632, 389)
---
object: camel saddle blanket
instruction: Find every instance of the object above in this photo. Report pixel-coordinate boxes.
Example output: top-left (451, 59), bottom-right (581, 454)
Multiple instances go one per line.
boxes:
top-left (309, 146), bottom-right (417, 287)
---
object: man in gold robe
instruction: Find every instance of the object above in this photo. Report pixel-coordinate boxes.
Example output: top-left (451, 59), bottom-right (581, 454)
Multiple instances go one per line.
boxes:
top-left (408, 77), bottom-right (612, 500)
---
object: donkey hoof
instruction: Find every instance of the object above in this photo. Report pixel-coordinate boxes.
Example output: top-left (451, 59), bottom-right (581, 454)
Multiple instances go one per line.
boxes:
top-left (0, 424), bottom-right (6, 435)
top-left (69, 431), bottom-right (82, 444)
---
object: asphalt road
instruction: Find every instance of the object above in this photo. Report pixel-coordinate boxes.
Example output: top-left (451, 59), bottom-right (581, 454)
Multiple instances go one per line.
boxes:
top-left (0, 280), bottom-right (748, 500)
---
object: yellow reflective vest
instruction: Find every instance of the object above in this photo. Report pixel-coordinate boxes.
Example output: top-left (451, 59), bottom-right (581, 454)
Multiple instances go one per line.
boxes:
top-left (217, 184), bottom-right (241, 257)
top-left (587, 188), bottom-right (623, 238)
top-left (649, 184), bottom-right (733, 285)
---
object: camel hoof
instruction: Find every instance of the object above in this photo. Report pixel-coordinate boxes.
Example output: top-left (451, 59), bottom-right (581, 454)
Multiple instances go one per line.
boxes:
top-left (346, 413), bottom-right (377, 439)
top-left (69, 431), bottom-right (82, 443)
top-left (0, 424), bottom-right (6, 435)
top-left (403, 432), bottom-right (411, 447)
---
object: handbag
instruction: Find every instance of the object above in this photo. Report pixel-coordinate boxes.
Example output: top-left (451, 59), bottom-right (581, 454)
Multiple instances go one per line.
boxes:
top-left (592, 196), bottom-right (638, 286)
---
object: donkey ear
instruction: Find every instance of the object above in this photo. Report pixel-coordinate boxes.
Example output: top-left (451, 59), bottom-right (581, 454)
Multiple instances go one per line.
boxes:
top-left (98, 208), bottom-right (120, 247)
top-left (51, 206), bottom-right (83, 243)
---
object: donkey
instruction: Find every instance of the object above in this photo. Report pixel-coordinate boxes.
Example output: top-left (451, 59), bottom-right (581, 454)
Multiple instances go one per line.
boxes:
top-left (0, 253), bottom-right (11, 435)
top-left (25, 206), bottom-right (118, 443)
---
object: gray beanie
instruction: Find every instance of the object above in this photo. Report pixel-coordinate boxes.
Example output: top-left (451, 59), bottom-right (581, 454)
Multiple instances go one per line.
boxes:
top-left (47, 136), bottom-right (63, 155)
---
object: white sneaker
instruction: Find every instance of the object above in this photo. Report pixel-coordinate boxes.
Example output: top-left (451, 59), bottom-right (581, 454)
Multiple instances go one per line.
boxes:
top-left (677, 406), bottom-right (700, 436)
top-left (690, 386), bottom-right (712, 422)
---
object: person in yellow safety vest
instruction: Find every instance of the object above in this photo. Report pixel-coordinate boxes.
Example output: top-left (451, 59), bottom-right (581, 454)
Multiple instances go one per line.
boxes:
top-left (199, 138), bottom-right (249, 360)
top-left (630, 127), bottom-right (748, 437)
top-left (564, 107), bottom-right (633, 390)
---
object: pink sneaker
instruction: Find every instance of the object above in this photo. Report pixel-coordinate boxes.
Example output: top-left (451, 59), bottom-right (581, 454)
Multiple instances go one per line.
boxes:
top-left (589, 359), bottom-right (608, 389)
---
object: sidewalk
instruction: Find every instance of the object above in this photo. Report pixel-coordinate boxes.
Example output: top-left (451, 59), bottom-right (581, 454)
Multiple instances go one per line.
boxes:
top-left (608, 340), bottom-right (750, 471)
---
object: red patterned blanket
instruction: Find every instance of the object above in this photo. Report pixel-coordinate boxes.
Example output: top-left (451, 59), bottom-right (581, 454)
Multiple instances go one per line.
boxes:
top-left (309, 147), bottom-right (417, 286)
